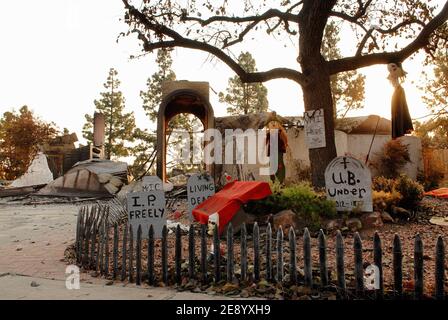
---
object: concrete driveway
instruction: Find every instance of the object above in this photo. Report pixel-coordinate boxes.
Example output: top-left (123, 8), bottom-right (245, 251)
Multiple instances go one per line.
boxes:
top-left (0, 202), bottom-right (237, 300)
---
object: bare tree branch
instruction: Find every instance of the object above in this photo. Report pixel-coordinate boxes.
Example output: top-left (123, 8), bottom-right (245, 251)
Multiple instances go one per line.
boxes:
top-left (377, 19), bottom-right (426, 35)
top-left (182, 6), bottom-right (301, 48)
top-left (355, 28), bottom-right (375, 57)
top-left (329, 0), bottom-right (448, 74)
top-left (355, 19), bottom-right (426, 56)
top-left (183, 8), bottom-right (300, 26)
top-left (330, 0), bottom-right (373, 24)
top-left (124, 1), bottom-right (307, 85)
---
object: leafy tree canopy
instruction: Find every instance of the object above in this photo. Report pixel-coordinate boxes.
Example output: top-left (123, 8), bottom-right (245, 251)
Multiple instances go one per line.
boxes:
top-left (420, 48), bottom-right (448, 117)
top-left (141, 49), bottom-right (177, 122)
top-left (415, 47), bottom-right (448, 149)
top-left (0, 106), bottom-right (57, 180)
top-left (219, 52), bottom-right (269, 115)
top-left (414, 118), bottom-right (448, 149)
top-left (83, 68), bottom-right (136, 160)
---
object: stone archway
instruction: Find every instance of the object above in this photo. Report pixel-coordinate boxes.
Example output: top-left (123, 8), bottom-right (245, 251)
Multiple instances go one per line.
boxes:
top-left (156, 87), bottom-right (214, 182)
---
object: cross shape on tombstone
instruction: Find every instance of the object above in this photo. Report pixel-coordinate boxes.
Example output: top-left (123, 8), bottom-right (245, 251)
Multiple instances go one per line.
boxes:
top-left (340, 157), bottom-right (350, 169)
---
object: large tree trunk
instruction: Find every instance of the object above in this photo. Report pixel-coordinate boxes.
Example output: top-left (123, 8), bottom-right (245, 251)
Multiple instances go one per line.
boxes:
top-left (301, 68), bottom-right (337, 188)
top-left (299, 0), bottom-right (338, 188)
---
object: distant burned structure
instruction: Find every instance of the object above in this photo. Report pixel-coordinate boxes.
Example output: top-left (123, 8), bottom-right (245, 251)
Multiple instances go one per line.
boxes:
top-left (42, 133), bottom-right (78, 178)
top-left (42, 112), bottom-right (106, 179)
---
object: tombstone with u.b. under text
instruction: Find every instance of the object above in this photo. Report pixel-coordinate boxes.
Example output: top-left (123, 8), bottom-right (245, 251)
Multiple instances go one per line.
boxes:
top-left (324, 156), bottom-right (373, 212)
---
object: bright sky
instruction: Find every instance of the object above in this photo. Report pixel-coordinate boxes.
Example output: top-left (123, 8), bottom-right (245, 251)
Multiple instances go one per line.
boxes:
top-left (0, 0), bottom-right (441, 146)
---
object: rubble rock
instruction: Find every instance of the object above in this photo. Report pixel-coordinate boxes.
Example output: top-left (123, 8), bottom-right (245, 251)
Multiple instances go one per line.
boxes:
top-left (345, 218), bottom-right (362, 231)
top-left (224, 208), bottom-right (249, 234)
top-left (167, 220), bottom-right (189, 233)
top-left (392, 206), bottom-right (411, 219)
top-left (360, 212), bottom-right (383, 229)
top-left (381, 212), bottom-right (395, 223)
top-left (273, 210), bottom-right (299, 235)
top-left (429, 216), bottom-right (448, 227)
top-left (98, 173), bottom-right (113, 184)
top-left (163, 182), bottom-right (174, 192)
top-left (324, 219), bottom-right (344, 232)
top-left (108, 176), bottom-right (123, 188)
top-left (169, 174), bottom-right (189, 187)
top-left (245, 213), bottom-right (257, 227)
top-left (222, 283), bottom-right (240, 294)
top-left (104, 183), bottom-right (119, 195)
top-left (117, 181), bottom-right (143, 204)
top-left (240, 290), bottom-right (250, 298)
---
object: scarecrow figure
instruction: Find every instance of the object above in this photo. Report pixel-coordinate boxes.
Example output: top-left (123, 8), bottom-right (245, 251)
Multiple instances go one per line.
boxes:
top-left (266, 120), bottom-right (289, 183)
top-left (387, 62), bottom-right (414, 139)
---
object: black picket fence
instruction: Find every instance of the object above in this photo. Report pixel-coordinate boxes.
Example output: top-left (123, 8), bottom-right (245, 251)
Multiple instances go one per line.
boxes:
top-left (74, 205), bottom-right (446, 300)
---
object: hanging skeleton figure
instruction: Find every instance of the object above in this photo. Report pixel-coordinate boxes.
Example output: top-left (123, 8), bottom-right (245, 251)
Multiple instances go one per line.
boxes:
top-left (387, 62), bottom-right (414, 139)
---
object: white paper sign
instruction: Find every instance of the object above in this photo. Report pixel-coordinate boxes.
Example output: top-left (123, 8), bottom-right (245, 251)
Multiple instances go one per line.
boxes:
top-left (304, 109), bottom-right (326, 149)
top-left (142, 176), bottom-right (163, 192)
top-left (325, 156), bottom-right (373, 212)
top-left (187, 173), bottom-right (215, 220)
top-left (126, 190), bottom-right (166, 239)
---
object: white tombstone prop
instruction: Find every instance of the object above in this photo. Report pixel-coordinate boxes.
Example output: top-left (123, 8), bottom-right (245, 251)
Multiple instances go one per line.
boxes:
top-left (142, 175), bottom-right (164, 192)
top-left (126, 190), bottom-right (166, 239)
top-left (304, 109), bottom-right (326, 149)
top-left (142, 175), bottom-right (174, 192)
top-left (325, 156), bottom-right (373, 212)
top-left (187, 173), bottom-right (215, 220)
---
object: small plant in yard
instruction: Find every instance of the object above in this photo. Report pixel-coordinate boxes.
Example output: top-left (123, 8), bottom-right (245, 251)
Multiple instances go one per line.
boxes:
top-left (372, 176), bottom-right (396, 193)
top-left (372, 190), bottom-right (403, 212)
top-left (370, 139), bottom-right (411, 178)
top-left (245, 182), bottom-right (336, 231)
top-left (372, 174), bottom-right (424, 212)
top-left (394, 174), bottom-right (425, 209)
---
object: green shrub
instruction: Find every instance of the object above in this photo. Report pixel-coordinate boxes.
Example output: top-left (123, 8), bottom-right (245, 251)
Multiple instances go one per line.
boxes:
top-left (394, 174), bottom-right (424, 209)
top-left (372, 174), bottom-right (425, 210)
top-left (372, 176), bottom-right (396, 193)
top-left (370, 139), bottom-right (411, 178)
top-left (372, 190), bottom-right (402, 212)
top-left (245, 182), bottom-right (336, 230)
top-left (280, 184), bottom-right (336, 217)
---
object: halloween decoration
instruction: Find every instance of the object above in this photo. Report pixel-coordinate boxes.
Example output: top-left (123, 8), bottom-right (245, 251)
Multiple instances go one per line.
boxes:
top-left (193, 181), bottom-right (272, 236)
top-left (387, 62), bottom-right (414, 139)
top-left (266, 120), bottom-right (289, 183)
top-left (207, 212), bottom-right (219, 236)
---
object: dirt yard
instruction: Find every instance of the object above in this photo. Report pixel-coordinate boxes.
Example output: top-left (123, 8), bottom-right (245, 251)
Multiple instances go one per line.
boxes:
top-left (1, 195), bottom-right (447, 300)
top-left (73, 196), bottom-right (448, 300)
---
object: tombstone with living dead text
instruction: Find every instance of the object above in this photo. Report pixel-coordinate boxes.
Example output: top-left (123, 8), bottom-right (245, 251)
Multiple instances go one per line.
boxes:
top-left (187, 173), bottom-right (215, 221)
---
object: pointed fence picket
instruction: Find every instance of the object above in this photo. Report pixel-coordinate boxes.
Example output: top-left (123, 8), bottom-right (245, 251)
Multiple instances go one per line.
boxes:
top-left (75, 205), bottom-right (447, 299)
top-left (147, 225), bottom-right (155, 285)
